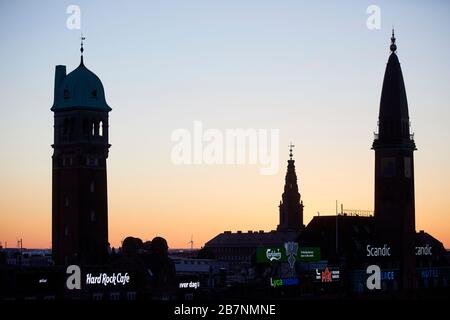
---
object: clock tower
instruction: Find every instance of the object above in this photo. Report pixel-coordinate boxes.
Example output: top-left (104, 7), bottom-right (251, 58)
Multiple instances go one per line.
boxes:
top-left (372, 30), bottom-right (416, 291)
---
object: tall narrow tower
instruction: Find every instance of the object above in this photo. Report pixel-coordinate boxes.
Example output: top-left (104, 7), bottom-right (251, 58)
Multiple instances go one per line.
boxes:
top-left (372, 30), bottom-right (416, 291)
top-left (51, 38), bottom-right (111, 265)
top-left (277, 144), bottom-right (304, 232)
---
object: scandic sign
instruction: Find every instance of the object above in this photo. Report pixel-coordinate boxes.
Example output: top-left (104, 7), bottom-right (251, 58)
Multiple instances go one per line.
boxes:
top-left (256, 247), bottom-right (320, 263)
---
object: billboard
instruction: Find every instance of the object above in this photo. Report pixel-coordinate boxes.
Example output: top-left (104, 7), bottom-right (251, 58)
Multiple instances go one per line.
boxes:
top-left (256, 246), bottom-right (320, 263)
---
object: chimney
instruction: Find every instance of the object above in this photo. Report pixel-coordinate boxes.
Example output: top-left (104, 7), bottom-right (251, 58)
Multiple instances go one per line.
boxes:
top-left (54, 65), bottom-right (66, 105)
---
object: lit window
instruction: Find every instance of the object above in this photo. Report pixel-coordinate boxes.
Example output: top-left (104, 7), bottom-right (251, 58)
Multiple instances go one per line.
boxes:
top-left (90, 181), bottom-right (95, 193)
top-left (64, 226), bottom-right (69, 236)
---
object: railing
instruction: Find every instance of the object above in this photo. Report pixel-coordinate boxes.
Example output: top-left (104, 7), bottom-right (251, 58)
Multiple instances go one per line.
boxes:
top-left (373, 132), bottom-right (415, 141)
top-left (339, 209), bottom-right (374, 217)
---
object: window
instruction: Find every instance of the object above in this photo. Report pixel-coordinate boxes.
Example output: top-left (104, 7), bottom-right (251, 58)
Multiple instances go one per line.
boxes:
top-left (92, 89), bottom-right (97, 98)
top-left (90, 181), bottom-right (95, 193)
top-left (90, 210), bottom-right (95, 222)
top-left (64, 226), bottom-right (69, 236)
top-left (126, 291), bottom-right (136, 301)
top-left (64, 196), bottom-right (69, 207)
top-left (94, 158), bottom-right (99, 166)
top-left (99, 121), bottom-right (103, 136)
top-left (110, 292), bottom-right (120, 301)
top-left (64, 89), bottom-right (69, 99)
top-left (92, 293), bottom-right (103, 301)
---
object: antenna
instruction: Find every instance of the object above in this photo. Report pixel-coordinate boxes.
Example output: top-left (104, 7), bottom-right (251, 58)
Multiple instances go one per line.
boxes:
top-left (188, 235), bottom-right (194, 250)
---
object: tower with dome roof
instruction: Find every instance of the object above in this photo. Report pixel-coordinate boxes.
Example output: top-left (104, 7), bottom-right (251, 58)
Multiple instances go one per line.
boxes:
top-left (51, 37), bottom-right (111, 265)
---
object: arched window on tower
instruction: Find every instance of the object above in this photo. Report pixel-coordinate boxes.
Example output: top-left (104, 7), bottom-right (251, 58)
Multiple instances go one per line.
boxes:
top-left (99, 121), bottom-right (103, 137)
top-left (93, 121), bottom-right (99, 136)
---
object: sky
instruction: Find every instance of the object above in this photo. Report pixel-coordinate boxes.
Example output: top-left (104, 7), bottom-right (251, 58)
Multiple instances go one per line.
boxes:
top-left (0, 0), bottom-right (449, 249)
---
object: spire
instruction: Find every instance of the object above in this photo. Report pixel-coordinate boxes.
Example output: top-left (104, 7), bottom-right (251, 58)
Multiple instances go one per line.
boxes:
top-left (373, 30), bottom-right (415, 146)
top-left (277, 142), bottom-right (304, 232)
top-left (80, 34), bottom-right (85, 65)
top-left (390, 27), bottom-right (397, 53)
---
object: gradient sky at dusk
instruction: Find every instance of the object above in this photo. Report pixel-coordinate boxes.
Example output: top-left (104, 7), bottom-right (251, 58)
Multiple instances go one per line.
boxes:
top-left (1, 0), bottom-right (450, 249)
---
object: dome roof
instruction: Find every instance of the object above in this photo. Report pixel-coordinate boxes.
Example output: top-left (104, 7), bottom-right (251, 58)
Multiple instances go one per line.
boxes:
top-left (52, 59), bottom-right (111, 111)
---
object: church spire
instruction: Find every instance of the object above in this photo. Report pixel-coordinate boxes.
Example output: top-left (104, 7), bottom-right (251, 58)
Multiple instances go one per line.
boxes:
top-left (277, 143), bottom-right (304, 232)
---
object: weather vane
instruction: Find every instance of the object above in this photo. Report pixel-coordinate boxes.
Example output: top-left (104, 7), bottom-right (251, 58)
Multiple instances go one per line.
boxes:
top-left (289, 142), bottom-right (295, 160)
top-left (80, 33), bottom-right (85, 55)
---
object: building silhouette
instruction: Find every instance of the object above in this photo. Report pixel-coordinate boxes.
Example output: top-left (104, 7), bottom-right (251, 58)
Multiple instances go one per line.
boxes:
top-left (205, 147), bottom-right (303, 264)
top-left (372, 30), bottom-right (416, 291)
top-left (51, 39), bottom-right (111, 265)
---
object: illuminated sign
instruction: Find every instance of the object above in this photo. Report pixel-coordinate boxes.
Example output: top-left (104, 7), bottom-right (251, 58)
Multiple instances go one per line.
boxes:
top-left (179, 281), bottom-right (200, 289)
top-left (366, 265), bottom-right (397, 290)
top-left (315, 267), bottom-right (340, 282)
top-left (270, 277), bottom-right (299, 288)
top-left (298, 247), bottom-right (321, 262)
top-left (415, 244), bottom-right (432, 256)
top-left (86, 273), bottom-right (130, 286)
top-left (420, 269), bottom-right (438, 279)
top-left (266, 248), bottom-right (282, 261)
top-left (381, 270), bottom-right (395, 281)
top-left (366, 244), bottom-right (391, 257)
top-left (66, 265), bottom-right (131, 289)
top-left (285, 242), bottom-right (298, 269)
top-left (256, 246), bottom-right (321, 263)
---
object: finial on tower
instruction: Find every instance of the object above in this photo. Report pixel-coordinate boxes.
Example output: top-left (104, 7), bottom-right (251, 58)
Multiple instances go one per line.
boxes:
top-left (289, 142), bottom-right (295, 160)
top-left (390, 27), bottom-right (397, 53)
top-left (80, 34), bottom-right (86, 64)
